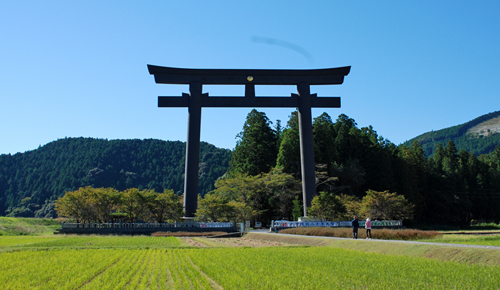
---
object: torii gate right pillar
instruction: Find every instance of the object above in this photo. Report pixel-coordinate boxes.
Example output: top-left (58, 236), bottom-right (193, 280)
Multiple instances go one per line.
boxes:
top-left (297, 83), bottom-right (316, 216)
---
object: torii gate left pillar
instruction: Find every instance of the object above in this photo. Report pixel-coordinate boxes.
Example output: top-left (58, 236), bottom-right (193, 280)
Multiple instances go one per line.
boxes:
top-left (148, 65), bottom-right (350, 218)
top-left (184, 82), bottom-right (203, 215)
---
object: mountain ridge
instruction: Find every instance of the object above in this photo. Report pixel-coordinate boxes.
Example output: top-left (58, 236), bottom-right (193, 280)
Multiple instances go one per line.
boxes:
top-left (403, 111), bottom-right (500, 157)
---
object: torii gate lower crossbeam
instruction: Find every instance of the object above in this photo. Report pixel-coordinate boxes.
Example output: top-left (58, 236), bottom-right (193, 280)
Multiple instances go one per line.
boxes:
top-left (148, 65), bottom-right (350, 218)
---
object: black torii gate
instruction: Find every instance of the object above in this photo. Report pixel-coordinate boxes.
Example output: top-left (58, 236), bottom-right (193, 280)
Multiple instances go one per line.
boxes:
top-left (148, 65), bottom-right (350, 218)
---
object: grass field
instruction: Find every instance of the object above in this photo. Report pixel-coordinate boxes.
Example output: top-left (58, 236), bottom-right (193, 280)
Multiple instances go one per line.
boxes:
top-left (1, 245), bottom-right (498, 289)
top-left (0, 234), bottom-right (499, 289)
top-left (0, 235), bottom-right (187, 250)
top-left (1, 218), bottom-right (499, 289)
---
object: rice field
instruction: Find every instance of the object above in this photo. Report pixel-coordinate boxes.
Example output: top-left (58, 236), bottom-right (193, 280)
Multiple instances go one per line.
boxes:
top-left (0, 235), bottom-right (185, 250)
top-left (0, 235), bottom-right (498, 289)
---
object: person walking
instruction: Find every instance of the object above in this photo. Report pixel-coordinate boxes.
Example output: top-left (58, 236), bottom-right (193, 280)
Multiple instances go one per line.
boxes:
top-left (365, 218), bottom-right (372, 239)
top-left (351, 216), bottom-right (359, 239)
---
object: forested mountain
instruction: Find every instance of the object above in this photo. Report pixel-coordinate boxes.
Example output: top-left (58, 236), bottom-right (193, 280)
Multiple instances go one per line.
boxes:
top-left (0, 138), bottom-right (231, 218)
top-left (403, 111), bottom-right (500, 157)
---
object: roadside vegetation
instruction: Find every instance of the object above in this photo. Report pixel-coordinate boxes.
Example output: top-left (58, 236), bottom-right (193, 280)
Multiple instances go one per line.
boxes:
top-left (279, 227), bottom-right (441, 240)
top-left (468, 222), bottom-right (500, 231)
top-left (420, 234), bottom-right (500, 247)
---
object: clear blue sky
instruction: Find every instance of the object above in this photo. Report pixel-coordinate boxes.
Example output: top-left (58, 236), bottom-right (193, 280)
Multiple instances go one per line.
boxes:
top-left (1, 1), bottom-right (499, 155)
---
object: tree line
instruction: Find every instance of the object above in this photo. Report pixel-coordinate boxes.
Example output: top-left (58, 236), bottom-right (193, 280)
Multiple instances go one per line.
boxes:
top-left (55, 186), bottom-right (183, 223)
top-left (4, 110), bottom-right (500, 225)
top-left (210, 109), bottom-right (500, 225)
top-left (56, 178), bottom-right (413, 226)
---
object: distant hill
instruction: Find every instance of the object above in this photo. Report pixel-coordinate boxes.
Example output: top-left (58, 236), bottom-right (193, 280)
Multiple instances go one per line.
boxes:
top-left (404, 111), bottom-right (500, 157)
top-left (0, 138), bottom-right (231, 218)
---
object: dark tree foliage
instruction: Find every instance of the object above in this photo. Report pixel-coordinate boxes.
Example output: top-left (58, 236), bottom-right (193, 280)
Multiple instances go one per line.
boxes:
top-left (276, 111), bottom-right (300, 176)
top-left (229, 109), bottom-right (278, 176)
top-left (313, 113), bottom-right (335, 168)
top-left (275, 111), bottom-right (500, 224)
top-left (0, 138), bottom-right (231, 218)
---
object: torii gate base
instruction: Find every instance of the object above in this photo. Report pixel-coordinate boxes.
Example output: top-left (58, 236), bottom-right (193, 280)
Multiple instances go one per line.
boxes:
top-left (148, 65), bottom-right (350, 218)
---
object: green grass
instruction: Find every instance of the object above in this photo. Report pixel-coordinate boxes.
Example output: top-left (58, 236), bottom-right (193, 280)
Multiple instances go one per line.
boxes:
top-left (420, 234), bottom-right (500, 247)
top-left (189, 247), bottom-right (499, 289)
top-left (0, 217), bottom-right (61, 236)
top-left (0, 235), bottom-right (187, 251)
top-left (0, 246), bottom-right (497, 289)
top-left (1, 233), bottom-right (499, 289)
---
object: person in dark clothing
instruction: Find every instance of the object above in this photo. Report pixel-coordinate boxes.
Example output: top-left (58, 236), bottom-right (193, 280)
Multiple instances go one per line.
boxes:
top-left (352, 216), bottom-right (359, 239)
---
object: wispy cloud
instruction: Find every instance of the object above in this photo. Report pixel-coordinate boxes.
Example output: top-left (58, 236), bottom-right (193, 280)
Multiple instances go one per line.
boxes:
top-left (251, 36), bottom-right (314, 64)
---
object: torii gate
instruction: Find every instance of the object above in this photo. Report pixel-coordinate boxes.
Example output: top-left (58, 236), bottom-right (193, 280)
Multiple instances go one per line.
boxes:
top-left (148, 65), bottom-right (350, 218)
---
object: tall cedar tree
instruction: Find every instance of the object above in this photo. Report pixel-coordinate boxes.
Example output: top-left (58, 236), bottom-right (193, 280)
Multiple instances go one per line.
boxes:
top-left (229, 109), bottom-right (278, 176)
top-left (276, 111), bottom-right (300, 175)
top-left (313, 113), bottom-right (336, 168)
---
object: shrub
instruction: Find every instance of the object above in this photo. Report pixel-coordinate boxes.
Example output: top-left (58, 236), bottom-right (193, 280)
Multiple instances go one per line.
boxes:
top-left (151, 231), bottom-right (227, 237)
top-left (280, 227), bottom-right (441, 240)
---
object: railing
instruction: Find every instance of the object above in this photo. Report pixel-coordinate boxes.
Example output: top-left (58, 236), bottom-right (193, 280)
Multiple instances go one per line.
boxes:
top-left (61, 222), bottom-right (234, 230)
top-left (270, 220), bottom-right (402, 230)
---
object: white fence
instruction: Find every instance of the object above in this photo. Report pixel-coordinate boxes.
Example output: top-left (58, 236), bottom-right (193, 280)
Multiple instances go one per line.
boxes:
top-left (271, 220), bottom-right (402, 229)
top-left (61, 222), bottom-right (234, 230)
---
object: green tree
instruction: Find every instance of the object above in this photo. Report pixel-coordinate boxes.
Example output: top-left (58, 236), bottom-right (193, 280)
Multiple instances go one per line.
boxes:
top-left (338, 194), bottom-right (361, 219)
top-left (360, 190), bottom-right (414, 220)
top-left (212, 173), bottom-right (261, 205)
top-left (141, 189), bottom-right (183, 223)
top-left (55, 187), bottom-right (90, 223)
top-left (276, 111), bottom-right (300, 175)
top-left (308, 191), bottom-right (345, 221)
top-left (333, 114), bottom-right (357, 163)
top-left (230, 109), bottom-right (278, 176)
top-left (92, 187), bottom-right (121, 223)
top-left (227, 200), bottom-right (255, 223)
top-left (195, 194), bottom-right (234, 222)
top-left (211, 168), bottom-right (300, 223)
top-left (443, 140), bottom-right (459, 175)
top-left (292, 196), bottom-right (302, 221)
top-left (120, 188), bottom-right (148, 222)
top-left (313, 112), bottom-right (335, 167)
top-left (55, 186), bottom-right (119, 223)
top-left (263, 168), bottom-right (302, 220)
top-left (398, 141), bottom-right (428, 209)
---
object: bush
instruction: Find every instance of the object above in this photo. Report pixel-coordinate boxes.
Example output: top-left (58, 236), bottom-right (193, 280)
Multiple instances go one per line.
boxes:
top-left (151, 231), bottom-right (227, 237)
top-left (279, 227), bottom-right (441, 240)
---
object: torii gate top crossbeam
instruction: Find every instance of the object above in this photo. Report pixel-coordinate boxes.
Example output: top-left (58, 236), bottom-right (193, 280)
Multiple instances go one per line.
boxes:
top-left (148, 65), bottom-right (351, 108)
top-left (147, 65), bottom-right (351, 85)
